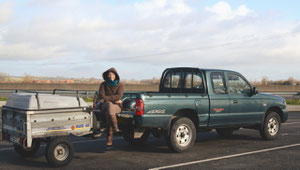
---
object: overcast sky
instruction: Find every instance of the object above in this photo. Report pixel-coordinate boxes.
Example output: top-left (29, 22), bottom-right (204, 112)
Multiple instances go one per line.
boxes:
top-left (0, 0), bottom-right (300, 81)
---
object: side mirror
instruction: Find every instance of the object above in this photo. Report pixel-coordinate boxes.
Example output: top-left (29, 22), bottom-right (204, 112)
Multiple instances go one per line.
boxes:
top-left (251, 87), bottom-right (258, 95)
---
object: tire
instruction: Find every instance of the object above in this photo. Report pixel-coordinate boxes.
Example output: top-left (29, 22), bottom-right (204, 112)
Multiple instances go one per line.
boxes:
top-left (93, 112), bottom-right (101, 132)
top-left (260, 111), bottom-right (281, 140)
top-left (123, 129), bottom-right (150, 145)
top-left (166, 117), bottom-right (196, 153)
top-left (216, 128), bottom-right (234, 138)
top-left (45, 138), bottom-right (73, 167)
top-left (14, 139), bottom-right (40, 158)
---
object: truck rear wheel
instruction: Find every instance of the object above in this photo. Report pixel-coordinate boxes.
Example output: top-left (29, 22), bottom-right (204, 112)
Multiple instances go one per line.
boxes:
top-left (166, 117), bottom-right (196, 153)
top-left (123, 129), bottom-right (150, 145)
top-left (14, 139), bottom-right (40, 158)
top-left (216, 128), bottom-right (234, 138)
top-left (45, 137), bottom-right (73, 167)
top-left (260, 111), bottom-right (281, 140)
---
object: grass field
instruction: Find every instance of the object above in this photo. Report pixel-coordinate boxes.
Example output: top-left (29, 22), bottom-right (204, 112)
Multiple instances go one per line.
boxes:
top-left (0, 97), bottom-right (7, 101)
top-left (286, 99), bottom-right (300, 105)
top-left (82, 97), bottom-right (93, 102)
top-left (0, 96), bottom-right (299, 105)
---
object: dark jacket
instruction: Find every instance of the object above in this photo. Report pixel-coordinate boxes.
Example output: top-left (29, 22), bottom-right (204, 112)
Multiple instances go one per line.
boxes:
top-left (99, 68), bottom-right (124, 110)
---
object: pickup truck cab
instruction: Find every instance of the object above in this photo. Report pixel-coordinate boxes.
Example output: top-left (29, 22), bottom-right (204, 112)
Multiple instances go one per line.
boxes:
top-left (118, 67), bottom-right (288, 152)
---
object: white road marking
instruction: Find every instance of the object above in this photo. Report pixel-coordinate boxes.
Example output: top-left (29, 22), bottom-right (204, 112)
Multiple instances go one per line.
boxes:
top-left (149, 143), bottom-right (300, 170)
top-left (0, 137), bottom-right (123, 151)
top-left (0, 147), bottom-right (13, 151)
top-left (281, 133), bottom-right (289, 136)
top-left (284, 122), bottom-right (300, 125)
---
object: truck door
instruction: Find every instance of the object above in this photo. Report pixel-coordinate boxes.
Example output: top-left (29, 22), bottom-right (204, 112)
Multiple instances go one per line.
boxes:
top-left (208, 72), bottom-right (232, 126)
top-left (226, 72), bottom-right (262, 124)
top-left (183, 71), bottom-right (209, 127)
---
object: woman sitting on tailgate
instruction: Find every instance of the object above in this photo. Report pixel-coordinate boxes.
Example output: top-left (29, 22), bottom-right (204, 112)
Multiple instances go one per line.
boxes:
top-left (99, 67), bottom-right (124, 146)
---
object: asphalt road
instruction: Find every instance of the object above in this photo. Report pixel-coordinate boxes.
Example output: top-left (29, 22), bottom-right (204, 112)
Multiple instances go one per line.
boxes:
top-left (0, 112), bottom-right (299, 170)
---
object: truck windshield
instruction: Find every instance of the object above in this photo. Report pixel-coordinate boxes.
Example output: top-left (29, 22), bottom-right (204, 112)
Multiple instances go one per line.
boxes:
top-left (227, 73), bottom-right (251, 94)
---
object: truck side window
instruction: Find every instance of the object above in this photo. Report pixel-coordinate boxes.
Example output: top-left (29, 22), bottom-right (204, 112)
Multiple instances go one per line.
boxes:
top-left (193, 73), bottom-right (203, 91)
top-left (211, 73), bottom-right (227, 94)
top-left (184, 72), bottom-right (204, 93)
top-left (228, 73), bottom-right (251, 95)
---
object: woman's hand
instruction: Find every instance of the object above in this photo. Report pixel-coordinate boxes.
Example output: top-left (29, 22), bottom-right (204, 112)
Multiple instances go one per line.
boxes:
top-left (115, 100), bottom-right (122, 104)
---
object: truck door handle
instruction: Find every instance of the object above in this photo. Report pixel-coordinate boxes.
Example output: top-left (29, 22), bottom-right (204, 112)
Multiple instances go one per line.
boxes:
top-left (232, 100), bottom-right (238, 104)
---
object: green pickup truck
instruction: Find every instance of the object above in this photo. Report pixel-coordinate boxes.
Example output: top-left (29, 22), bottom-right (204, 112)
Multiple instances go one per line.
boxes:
top-left (110, 67), bottom-right (288, 152)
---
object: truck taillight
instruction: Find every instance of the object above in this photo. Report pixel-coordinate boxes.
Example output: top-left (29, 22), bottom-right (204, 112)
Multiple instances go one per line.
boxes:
top-left (136, 98), bottom-right (144, 116)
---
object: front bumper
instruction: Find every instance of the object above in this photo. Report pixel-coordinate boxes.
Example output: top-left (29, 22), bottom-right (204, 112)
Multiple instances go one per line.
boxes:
top-left (282, 108), bottom-right (288, 123)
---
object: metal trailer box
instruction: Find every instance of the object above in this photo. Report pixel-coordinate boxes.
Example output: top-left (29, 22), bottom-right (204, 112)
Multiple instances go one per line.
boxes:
top-left (2, 93), bottom-right (93, 148)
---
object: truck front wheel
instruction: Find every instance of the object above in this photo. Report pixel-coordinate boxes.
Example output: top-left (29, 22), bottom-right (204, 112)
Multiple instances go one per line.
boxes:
top-left (45, 137), bottom-right (73, 167)
top-left (260, 111), bottom-right (281, 140)
top-left (166, 117), bottom-right (196, 152)
top-left (14, 139), bottom-right (40, 158)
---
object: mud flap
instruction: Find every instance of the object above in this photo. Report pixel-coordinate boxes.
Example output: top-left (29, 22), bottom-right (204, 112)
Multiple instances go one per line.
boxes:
top-left (134, 129), bottom-right (146, 139)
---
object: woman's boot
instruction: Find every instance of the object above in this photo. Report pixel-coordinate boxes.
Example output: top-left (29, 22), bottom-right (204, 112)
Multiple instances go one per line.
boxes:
top-left (106, 127), bottom-right (113, 146)
top-left (106, 133), bottom-right (113, 146)
top-left (110, 114), bottom-right (120, 133)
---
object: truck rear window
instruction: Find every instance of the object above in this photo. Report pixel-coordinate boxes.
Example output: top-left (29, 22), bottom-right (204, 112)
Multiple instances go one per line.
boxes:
top-left (171, 72), bottom-right (182, 88)
top-left (161, 70), bottom-right (204, 93)
top-left (163, 72), bottom-right (182, 89)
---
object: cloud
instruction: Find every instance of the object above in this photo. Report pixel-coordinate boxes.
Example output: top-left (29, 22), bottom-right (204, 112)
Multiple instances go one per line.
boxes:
top-left (265, 33), bottom-right (300, 61)
top-left (205, 1), bottom-right (254, 20)
top-left (0, 2), bottom-right (14, 23)
top-left (0, 0), bottom-right (300, 79)
top-left (0, 42), bottom-right (67, 60)
top-left (27, 0), bottom-right (80, 7)
top-left (134, 0), bottom-right (192, 17)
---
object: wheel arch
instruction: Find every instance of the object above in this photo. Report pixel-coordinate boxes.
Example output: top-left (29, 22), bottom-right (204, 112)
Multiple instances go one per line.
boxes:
top-left (265, 106), bottom-right (284, 122)
top-left (166, 108), bottom-right (199, 135)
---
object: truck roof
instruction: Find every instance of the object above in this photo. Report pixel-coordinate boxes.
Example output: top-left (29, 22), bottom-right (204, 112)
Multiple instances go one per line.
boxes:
top-left (165, 67), bottom-right (238, 73)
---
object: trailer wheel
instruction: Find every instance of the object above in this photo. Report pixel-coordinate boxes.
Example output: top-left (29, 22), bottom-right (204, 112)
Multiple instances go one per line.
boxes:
top-left (216, 128), bottom-right (234, 138)
top-left (123, 129), bottom-right (150, 145)
top-left (45, 138), bottom-right (73, 167)
top-left (166, 117), bottom-right (196, 153)
top-left (260, 111), bottom-right (281, 140)
top-left (14, 139), bottom-right (40, 158)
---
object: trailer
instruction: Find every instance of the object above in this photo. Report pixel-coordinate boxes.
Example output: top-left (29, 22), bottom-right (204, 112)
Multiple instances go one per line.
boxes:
top-left (1, 90), bottom-right (94, 167)
top-left (1, 90), bottom-right (153, 167)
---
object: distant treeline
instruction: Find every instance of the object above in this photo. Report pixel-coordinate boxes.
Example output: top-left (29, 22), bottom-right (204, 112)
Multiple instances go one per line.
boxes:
top-left (0, 72), bottom-right (161, 84)
top-left (0, 83), bottom-right (159, 92)
top-left (0, 83), bottom-right (300, 92)
top-left (0, 72), bottom-right (299, 86)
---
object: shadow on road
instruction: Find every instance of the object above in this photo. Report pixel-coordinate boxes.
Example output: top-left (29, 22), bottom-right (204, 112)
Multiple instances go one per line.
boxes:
top-left (0, 149), bottom-right (52, 168)
top-left (0, 129), bottom-right (273, 168)
top-left (74, 131), bottom-right (263, 156)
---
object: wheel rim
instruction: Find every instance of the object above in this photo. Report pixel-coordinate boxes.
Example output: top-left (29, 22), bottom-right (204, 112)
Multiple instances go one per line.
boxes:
top-left (267, 117), bottom-right (279, 136)
top-left (54, 144), bottom-right (69, 161)
top-left (175, 124), bottom-right (192, 147)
